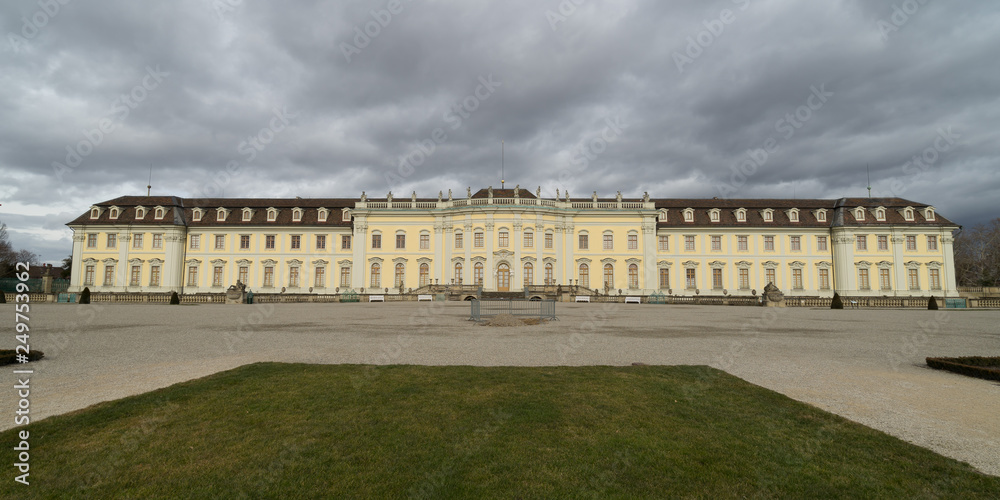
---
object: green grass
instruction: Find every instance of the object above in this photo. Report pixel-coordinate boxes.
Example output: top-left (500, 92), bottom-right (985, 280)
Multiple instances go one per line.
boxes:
top-left (3, 364), bottom-right (997, 498)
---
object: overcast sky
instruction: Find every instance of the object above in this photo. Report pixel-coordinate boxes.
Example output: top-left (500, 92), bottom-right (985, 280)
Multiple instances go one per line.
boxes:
top-left (1, 0), bottom-right (998, 264)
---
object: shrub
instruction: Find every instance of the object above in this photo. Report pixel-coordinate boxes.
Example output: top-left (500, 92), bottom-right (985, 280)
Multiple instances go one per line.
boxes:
top-left (169, 291), bottom-right (180, 305)
top-left (928, 296), bottom-right (939, 310)
top-left (0, 291), bottom-right (6, 304)
top-left (79, 287), bottom-right (91, 304)
top-left (926, 357), bottom-right (1000, 381)
top-left (831, 292), bottom-right (844, 309)
top-left (0, 349), bottom-right (45, 366)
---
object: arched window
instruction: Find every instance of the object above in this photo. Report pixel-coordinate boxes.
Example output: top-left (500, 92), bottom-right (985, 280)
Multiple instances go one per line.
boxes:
top-left (545, 263), bottom-right (553, 285)
top-left (579, 264), bottom-right (589, 288)
top-left (454, 262), bottom-right (463, 284)
top-left (154, 208), bottom-right (164, 219)
top-left (109, 207), bottom-right (119, 219)
top-left (524, 262), bottom-right (533, 287)
top-left (604, 264), bottom-right (614, 289)
top-left (370, 263), bottom-right (381, 288)
top-left (395, 263), bottom-right (405, 288)
top-left (419, 263), bottom-right (429, 287)
top-left (628, 264), bottom-right (639, 289)
top-left (474, 262), bottom-right (484, 285)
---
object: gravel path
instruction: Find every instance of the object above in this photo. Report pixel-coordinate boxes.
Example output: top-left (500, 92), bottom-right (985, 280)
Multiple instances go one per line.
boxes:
top-left (2, 302), bottom-right (997, 476)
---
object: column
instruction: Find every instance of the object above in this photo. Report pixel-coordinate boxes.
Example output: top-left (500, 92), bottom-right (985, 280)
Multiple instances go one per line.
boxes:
top-left (891, 234), bottom-right (906, 295)
top-left (941, 235), bottom-right (957, 297)
top-left (352, 220), bottom-right (367, 289)
top-left (69, 234), bottom-right (85, 292)
top-left (513, 219), bottom-right (522, 289)
top-left (485, 219), bottom-right (495, 290)
top-left (641, 218), bottom-right (656, 294)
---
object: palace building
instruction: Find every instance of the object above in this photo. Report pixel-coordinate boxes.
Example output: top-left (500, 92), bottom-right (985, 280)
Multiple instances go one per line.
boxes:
top-left (66, 187), bottom-right (959, 297)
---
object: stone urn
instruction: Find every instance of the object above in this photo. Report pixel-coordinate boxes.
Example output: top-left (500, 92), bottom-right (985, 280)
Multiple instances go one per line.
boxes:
top-left (762, 282), bottom-right (785, 307)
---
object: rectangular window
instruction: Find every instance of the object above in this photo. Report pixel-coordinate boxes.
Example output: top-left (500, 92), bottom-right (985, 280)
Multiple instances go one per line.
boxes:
top-left (764, 236), bottom-right (774, 252)
top-left (455, 233), bottom-right (463, 249)
top-left (265, 235), bottom-right (276, 249)
top-left (315, 267), bottom-right (325, 288)
top-left (793, 268), bottom-right (803, 289)
top-left (603, 234), bottom-right (613, 250)
top-left (132, 233), bottom-right (143, 249)
top-left (240, 235), bottom-right (250, 250)
top-left (766, 268), bottom-right (776, 286)
top-left (104, 265), bottom-right (115, 286)
top-left (908, 268), bottom-right (919, 290)
top-left (420, 234), bottom-right (430, 250)
top-left (372, 234), bottom-right (381, 249)
top-left (739, 268), bottom-right (749, 289)
top-left (579, 234), bottom-right (588, 250)
top-left (189, 234), bottom-right (199, 250)
top-left (107, 233), bottom-right (117, 249)
top-left (685, 268), bottom-right (696, 289)
top-left (817, 236), bottom-right (827, 252)
top-left (150, 265), bottom-right (160, 286)
top-left (215, 235), bottom-right (225, 250)
top-left (878, 235), bottom-right (888, 251)
top-left (84, 265), bottom-right (95, 286)
top-left (475, 232), bottom-right (484, 248)
top-left (187, 265), bottom-right (198, 287)
top-left (628, 234), bottom-right (637, 250)
top-left (341, 266), bottom-right (351, 287)
top-left (711, 235), bottom-right (721, 252)
top-left (239, 266), bottom-right (248, 284)
top-left (289, 267), bottom-right (299, 288)
top-left (291, 235), bottom-right (301, 250)
top-left (658, 235), bottom-right (669, 251)
top-left (930, 269), bottom-right (941, 290)
top-left (396, 234), bottom-right (405, 249)
top-left (264, 266), bottom-right (274, 287)
top-left (880, 268), bottom-right (891, 290)
top-left (685, 236), bottom-right (695, 251)
top-left (130, 265), bottom-right (141, 286)
top-left (498, 232), bottom-right (509, 248)
top-left (858, 268), bottom-right (870, 290)
top-left (87, 234), bottom-right (97, 248)
top-left (927, 236), bottom-right (938, 251)
top-left (659, 268), bottom-right (670, 289)
top-left (737, 235), bottom-right (748, 251)
top-left (856, 235), bottom-right (867, 251)
top-left (342, 235), bottom-right (352, 250)
top-left (316, 235), bottom-right (326, 250)
top-left (525, 232), bottom-right (534, 248)
top-left (213, 266), bottom-right (223, 287)
top-left (819, 268), bottom-right (830, 290)
top-left (790, 236), bottom-right (800, 251)
top-left (152, 234), bottom-right (163, 249)
top-left (712, 268), bottom-right (723, 289)
top-left (545, 233), bottom-right (553, 249)
top-left (906, 236), bottom-right (916, 251)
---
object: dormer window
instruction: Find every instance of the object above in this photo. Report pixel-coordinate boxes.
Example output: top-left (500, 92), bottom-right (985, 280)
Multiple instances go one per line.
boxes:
top-left (90, 207), bottom-right (101, 219)
top-left (683, 208), bottom-right (694, 222)
top-left (734, 208), bottom-right (747, 222)
top-left (904, 208), bottom-right (914, 221)
top-left (217, 208), bottom-right (228, 221)
top-left (658, 209), bottom-right (668, 222)
top-left (708, 209), bottom-right (720, 222)
top-left (786, 208), bottom-right (799, 223)
top-left (342, 208), bottom-right (350, 221)
top-left (854, 207), bottom-right (866, 221)
top-left (192, 208), bottom-right (203, 222)
top-left (154, 207), bottom-right (165, 220)
top-left (875, 207), bottom-right (886, 221)
top-left (109, 207), bottom-right (119, 220)
top-left (267, 208), bottom-right (278, 221)
top-left (815, 209), bottom-right (827, 222)
top-left (923, 207), bottom-right (936, 221)
top-left (135, 206), bottom-right (147, 219)
top-left (317, 208), bottom-right (328, 222)
top-left (292, 208), bottom-right (302, 222)
top-left (761, 209), bottom-right (774, 222)
top-left (242, 208), bottom-right (253, 221)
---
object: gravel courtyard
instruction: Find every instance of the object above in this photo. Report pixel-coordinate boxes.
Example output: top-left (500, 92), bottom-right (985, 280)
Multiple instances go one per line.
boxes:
top-left (2, 301), bottom-right (997, 476)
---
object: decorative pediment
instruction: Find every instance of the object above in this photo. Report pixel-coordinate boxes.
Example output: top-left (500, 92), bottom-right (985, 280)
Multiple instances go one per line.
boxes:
top-left (625, 257), bottom-right (642, 266)
top-left (855, 260), bottom-right (872, 267)
top-left (601, 257), bottom-right (617, 265)
top-left (392, 257), bottom-right (408, 264)
top-left (416, 257), bottom-right (433, 265)
top-left (926, 261), bottom-right (943, 269)
top-left (83, 258), bottom-right (98, 265)
top-left (236, 259), bottom-right (253, 266)
top-left (128, 258), bottom-right (143, 265)
top-left (184, 258), bottom-right (201, 265)
top-left (470, 256), bottom-right (487, 264)
top-left (210, 259), bottom-right (227, 265)
top-left (493, 249), bottom-right (514, 260)
top-left (520, 256), bottom-right (537, 263)
top-left (102, 258), bottom-right (118, 265)
top-left (735, 260), bottom-right (753, 268)
top-left (814, 261), bottom-right (831, 268)
top-left (657, 260), bottom-right (672, 268)
top-left (542, 257), bottom-right (557, 264)
top-left (709, 260), bottom-right (726, 268)
top-left (286, 259), bottom-right (303, 266)
top-left (682, 260), bottom-right (699, 267)
top-left (451, 256), bottom-right (465, 263)
top-left (261, 259), bottom-right (278, 266)
top-left (576, 257), bottom-right (593, 264)
top-left (788, 261), bottom-right (805, 269)
top-left (337, 259), bottom-right (352, 266)
top-left (762, 260), bottom-right (779, 268)
top-left (904, 260), bottom-right (921, 268)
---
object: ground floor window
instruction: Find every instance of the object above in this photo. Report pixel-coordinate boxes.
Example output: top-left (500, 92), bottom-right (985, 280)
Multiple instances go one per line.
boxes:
top-left (879, 268), bottom-right (891, 290)
top-left (454, 262), bottom-right (463, 284)
top-left (264, 266), bottom-right (274, 287)
top-left (186, 266), bottom-right (198, 287)
top-left (524, 263), bottom-right (533, 287)
top-left (908, 268), bottom-right (919, 290)
top-left (792, 268), bottom-right (803, 289)
top-left (315, 267), bottom-right (325, 288)
top-left (685, 268), bottom-right (696, 289)
top-left (858, 269), bottom-right (869, 290)
top-left (579, 264), bottom-right (589, 288)
top-left (930, 268), bottom-right (941, 290)
top-left (818, 268), bottom-right (829, 290)
top-left (371, 263), bottom-right (381, 288)
top-left (341, 266), bottom-right (351, 288)
top-left (289, 267), bottom-right (300, 288)
top-left (213, 266), bottom-right (223, 287)
top-left (149, 265), bottom-right (160, 287)
top-left (130, 265), bottom-right (141, 286)
top-left (603, 264), bottom-right (614, 290)
top-left (419, 263), bottom-right (429, 287)
top-left (765, 268), bottom-right (776, 287)
top-left (712, 268), bottom-right (723, 289)
top-left (628, 264), bottom-right (638, 289)
top-left (474, 262), bottom-right (484, 285)
top-left (239, 266), bottom-right (248, 284)
top-left (84, 265), bottom-right (95, 286)
top-left (545, 263), bottom-right (553, 285)
top-left (395, 263), bottom-right (405, 288)
top-left (739, 268), bottom-right (749, 290)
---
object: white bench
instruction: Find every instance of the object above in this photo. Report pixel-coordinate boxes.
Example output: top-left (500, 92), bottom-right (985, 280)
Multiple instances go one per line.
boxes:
top-left (849, 300), bottom-right (859, 309)
top-left (625, 296), bottom-right (641, 304)
top-left (369, 295), bottom-right (385, 302)
top-left (575, 295), bottom-right (590, 302)
top-left (417, 294), bottom-right (433, 302)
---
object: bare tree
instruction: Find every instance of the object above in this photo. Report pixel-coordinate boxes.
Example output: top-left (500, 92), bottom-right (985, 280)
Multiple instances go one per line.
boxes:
top-left (953, 218), bottom-right (1000, 287)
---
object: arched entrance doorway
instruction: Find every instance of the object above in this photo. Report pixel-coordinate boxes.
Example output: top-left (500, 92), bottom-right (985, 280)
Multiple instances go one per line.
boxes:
top-left (497, 263), bottom-right (510, 292)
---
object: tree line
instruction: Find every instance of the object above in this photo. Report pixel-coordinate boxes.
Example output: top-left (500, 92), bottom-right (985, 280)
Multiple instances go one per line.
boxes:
top-left (954, 218), bottom-right (1000, 287)
top-left (0, 221), bottom-right (41, 278)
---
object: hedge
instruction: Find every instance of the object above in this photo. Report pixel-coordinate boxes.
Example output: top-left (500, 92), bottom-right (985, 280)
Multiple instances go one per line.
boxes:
top-left (0, 349), bottom-right (45, 366)
top-left (926, 357), bottom-right (1000, 382)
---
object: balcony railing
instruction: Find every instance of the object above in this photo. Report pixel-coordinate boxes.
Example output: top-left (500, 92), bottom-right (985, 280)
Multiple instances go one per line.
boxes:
top-left (356, 198), bottom-right (656, 211)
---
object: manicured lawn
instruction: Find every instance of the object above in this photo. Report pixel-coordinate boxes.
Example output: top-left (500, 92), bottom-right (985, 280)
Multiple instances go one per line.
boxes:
top-left (4, 363), bottom-right (997, 498)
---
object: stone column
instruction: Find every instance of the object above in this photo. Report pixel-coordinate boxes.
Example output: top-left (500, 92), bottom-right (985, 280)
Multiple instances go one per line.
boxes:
top-left (642, 218), bottom-right (656, 294)
top-left (352, 220), bottom-right (367, 289)
top-left (831, 231), bottom-right (855, 294)
top-left (513, 219), bottom-right (522, 288)
top-left (485, 219), bottom-right (495, 290)
top-left (891, 235), bottom-right (906, 295)
top-left (941, 235), bottom-right (957, 297)
top-left (69, 234), bottom-right (85, 292)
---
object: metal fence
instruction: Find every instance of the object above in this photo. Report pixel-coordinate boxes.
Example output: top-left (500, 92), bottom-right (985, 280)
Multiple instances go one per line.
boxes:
top-left (470, 299), bottom-right (557, 321)
top-left (0, 278), bottom-right (70, 293)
